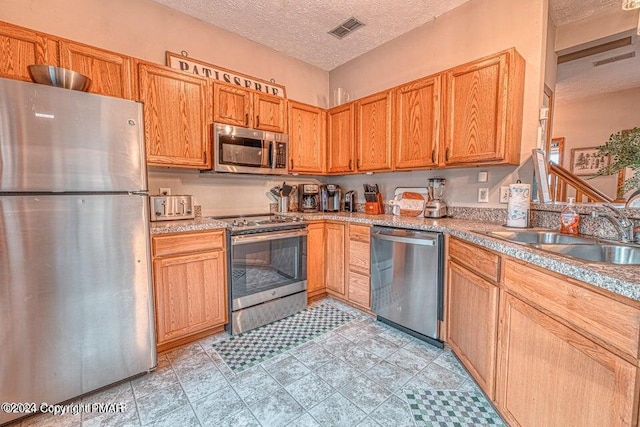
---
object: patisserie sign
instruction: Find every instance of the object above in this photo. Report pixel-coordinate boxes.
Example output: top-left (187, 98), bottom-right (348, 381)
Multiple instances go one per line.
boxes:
top-left (166, 51), bottom-right (286, 98)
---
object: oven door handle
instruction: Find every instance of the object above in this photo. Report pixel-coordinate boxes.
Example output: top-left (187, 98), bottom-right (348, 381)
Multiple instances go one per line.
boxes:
top-left (232, 229), bottom-right (308, 245)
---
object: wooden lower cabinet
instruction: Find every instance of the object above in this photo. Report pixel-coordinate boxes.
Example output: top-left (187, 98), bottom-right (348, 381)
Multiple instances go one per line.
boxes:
top-left (306, 222), bottom-right (326, 300)
top-left (496, 292), bottom-right (638, 427)
top-left (446, 260), bottom-right (498, 398)
top-left (347, 224), bottom-right (371, 310)
top-left (151, 230), bottom-right (227, 351)
top-left (325, 222), bottom-right (347, 297)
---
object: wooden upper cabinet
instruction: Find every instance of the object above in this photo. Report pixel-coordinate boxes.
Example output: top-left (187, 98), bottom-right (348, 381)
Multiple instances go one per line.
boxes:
top-left (213, 83), bottom-right (251, 127)
top-left (59, 41), bottom-right (134, 99)
top-left (394, 75), bottom-right (441, 170)
top-left (327, 103), bottom-right (355, 174)
top-left (137, 62), bottom-right (211, 169)
top-left (444, 49), bottom-right (524, 166)
top-left (213, 85), bottom-right (286, 132)
top-left (288, 101), bottom-right (325, 174)
top-left (0, 21), bottom-right (58, 82)
top-left (253, 92), bottom-right (286, 132)
top-left (355, 90), bottom-right (392, 172)
top-left (496, 292), bottom-right (638, 427)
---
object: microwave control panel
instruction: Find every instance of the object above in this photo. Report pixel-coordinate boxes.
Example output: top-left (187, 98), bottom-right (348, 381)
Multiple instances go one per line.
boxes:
top-left (275, 142), bottom-right (287, 168)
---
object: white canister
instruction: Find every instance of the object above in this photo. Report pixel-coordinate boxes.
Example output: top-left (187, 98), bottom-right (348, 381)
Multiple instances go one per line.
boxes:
top-left (506, 183), bottom-right (531, 228)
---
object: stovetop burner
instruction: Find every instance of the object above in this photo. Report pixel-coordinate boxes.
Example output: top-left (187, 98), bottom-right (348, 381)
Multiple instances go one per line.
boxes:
top-left (207, 213), bottom-right (306, 233)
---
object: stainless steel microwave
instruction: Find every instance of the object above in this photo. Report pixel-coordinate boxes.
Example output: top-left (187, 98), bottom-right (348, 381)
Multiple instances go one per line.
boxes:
top-left (212, 123), bottom-right (289, 175)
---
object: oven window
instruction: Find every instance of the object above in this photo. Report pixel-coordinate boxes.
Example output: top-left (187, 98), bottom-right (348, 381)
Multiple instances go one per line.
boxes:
top-left (232, 235), bottom-right (307, 299)
top-left (219, 135), bottom-right (267, 167)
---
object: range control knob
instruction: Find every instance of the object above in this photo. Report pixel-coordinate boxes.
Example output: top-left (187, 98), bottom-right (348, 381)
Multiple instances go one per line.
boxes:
top-left (243, 219), bottom-right (249, 226)
top-left (232, 219), bottom-right (239, 226)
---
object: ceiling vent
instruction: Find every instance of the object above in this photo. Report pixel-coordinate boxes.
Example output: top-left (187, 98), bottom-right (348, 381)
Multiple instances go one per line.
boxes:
top-left (593, 51), bottom-right (636, 67)
top-left (328, 17), bottom-right (365, 39)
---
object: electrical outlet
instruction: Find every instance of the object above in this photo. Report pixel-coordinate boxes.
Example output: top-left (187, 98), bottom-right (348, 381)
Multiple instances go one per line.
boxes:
top-left (478, 188), bottom-right (489, 203)
top-left (500, 186), bottom-right (510, 204)
top-left (159, 187), bottom-right (171, 196)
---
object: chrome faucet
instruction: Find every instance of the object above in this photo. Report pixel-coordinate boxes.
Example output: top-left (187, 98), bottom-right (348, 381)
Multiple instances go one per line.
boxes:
top-left (590, 204), bottom-right (635, 243)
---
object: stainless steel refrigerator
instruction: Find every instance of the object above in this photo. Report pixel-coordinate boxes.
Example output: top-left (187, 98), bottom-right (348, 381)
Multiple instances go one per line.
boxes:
top-left (0, 78), bottom-right (156, 425)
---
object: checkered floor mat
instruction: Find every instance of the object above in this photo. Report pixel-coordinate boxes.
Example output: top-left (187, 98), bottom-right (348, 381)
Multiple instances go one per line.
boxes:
top-left (405, 389), bottom-right (505, 426)
top-left (212, 304), bottom-right (354, 372)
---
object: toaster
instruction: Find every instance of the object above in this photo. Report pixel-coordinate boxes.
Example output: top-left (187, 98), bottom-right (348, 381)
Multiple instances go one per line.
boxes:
top-left (149, 195), bottom-right (195, 221)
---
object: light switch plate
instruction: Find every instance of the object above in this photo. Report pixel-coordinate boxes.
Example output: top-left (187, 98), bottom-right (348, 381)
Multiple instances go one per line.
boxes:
top-left (159, 187), bottom-right (171, 196)
top-left (500, 186), bottom-right (509, 204)
top-left (478, 187), bottom-right (489, 203)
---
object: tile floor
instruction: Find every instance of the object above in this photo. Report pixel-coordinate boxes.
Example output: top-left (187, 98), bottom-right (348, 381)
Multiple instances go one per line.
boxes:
top-left (12, 298), bottom-right (499, 427)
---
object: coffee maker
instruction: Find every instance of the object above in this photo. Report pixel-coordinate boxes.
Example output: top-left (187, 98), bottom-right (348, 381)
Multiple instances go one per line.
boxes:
top-left (320, 184), bottom-right (341, 212)
top-left (343, 191), bottom-right (357, 212)
top-left (299, 184), bottom-right (320, 213)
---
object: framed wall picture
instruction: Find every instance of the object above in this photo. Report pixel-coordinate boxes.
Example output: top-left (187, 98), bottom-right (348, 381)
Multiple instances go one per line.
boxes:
top-left (570, 147), bottom-right (611, 176)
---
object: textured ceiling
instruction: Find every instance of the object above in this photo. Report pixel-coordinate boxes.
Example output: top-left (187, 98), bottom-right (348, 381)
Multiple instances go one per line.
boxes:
top-left (555, 30), bottom-right (640, 101)
top-left (550, 0), bottom-right (640, 101)
top-left (150, 0), bottom-right (470, 70)
top-left (549, 0), bottom-right (620, 26)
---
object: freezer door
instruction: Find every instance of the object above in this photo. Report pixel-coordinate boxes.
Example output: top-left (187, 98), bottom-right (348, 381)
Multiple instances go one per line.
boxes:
top-left (0, 195), bottom-right (156, 424)
top-left (0, 78), bottom-right (147, 192)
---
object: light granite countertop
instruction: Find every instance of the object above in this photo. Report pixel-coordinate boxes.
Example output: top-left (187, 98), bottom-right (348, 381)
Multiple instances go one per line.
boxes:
top-left (150, 213), bottom-right (640, 303)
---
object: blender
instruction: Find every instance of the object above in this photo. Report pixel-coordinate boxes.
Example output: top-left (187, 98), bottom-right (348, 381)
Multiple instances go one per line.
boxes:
top-left (424, 178), bottom-right (447, 218)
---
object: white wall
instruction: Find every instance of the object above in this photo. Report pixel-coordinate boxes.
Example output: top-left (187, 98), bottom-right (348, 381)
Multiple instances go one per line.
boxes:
top-left (552, 87), bottom-right (640, 198)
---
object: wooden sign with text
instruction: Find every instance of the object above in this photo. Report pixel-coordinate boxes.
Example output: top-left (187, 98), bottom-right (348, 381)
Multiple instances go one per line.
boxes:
top-left (166, 52), bottom-right (286, 98)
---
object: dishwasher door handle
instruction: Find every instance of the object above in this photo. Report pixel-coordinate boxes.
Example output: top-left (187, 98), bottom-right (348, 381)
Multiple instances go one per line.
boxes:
top-left (371, 232), bottom-right (437, 246)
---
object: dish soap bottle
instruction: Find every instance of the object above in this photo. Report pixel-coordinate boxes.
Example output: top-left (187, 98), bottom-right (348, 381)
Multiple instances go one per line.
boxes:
top-left (560, 197), bottom-right (580, 235)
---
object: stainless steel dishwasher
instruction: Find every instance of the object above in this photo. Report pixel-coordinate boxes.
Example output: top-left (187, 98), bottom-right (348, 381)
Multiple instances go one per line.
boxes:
top-left (370, 226), bottom-right (444, 347)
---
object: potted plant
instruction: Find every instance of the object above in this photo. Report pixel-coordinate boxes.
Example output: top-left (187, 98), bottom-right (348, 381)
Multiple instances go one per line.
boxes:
top-left (593, 127), bottom-right (640, 200)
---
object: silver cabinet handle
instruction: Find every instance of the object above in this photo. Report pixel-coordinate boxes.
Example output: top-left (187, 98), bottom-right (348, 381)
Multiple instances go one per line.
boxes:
top-left (232, 229), bottom-right (308, 245)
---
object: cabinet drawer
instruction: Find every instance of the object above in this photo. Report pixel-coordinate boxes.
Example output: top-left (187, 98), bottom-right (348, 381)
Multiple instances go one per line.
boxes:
top-left (349, 224), bottom-right (371, 242)
top-left (503, 258), bottom-right (640, 361)
top-left (152, 230), bottom-right (225, 257)
top-left (449, 238), bottom-right (500, 283)
top-left (349, 240), bottom-right (370, 274)
top-left (349, 270), bottom-right (370, 309)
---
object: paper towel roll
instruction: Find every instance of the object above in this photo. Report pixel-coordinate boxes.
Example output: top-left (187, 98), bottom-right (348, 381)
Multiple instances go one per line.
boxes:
top-left (507, 183), bottom-right (531, 228)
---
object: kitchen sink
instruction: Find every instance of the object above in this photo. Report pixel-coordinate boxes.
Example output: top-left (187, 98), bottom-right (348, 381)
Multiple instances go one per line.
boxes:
top-left (473, 229), bottom-right (640, 265)
top-left (532, 243), bottom-right (640, 265)
top-left (477, 230), bottom-right (597, 245)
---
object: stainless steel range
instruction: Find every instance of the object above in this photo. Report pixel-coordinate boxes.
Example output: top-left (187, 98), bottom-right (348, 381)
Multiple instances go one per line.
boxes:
top-left (212, 214), bottom-right (308, 335)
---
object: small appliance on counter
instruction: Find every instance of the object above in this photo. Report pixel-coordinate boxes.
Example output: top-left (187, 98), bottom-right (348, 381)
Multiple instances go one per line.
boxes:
top-left (344, 190), bottom-right (357, 212)
top-left (320, 184), bottom-right (341, 212)
top-left (364, 184), bottom-right (384, 215)
top-left (424, 178), bottom-right (447, 218)
top-left (300, 184), bottom-right (320, 212)
top-left (389, 187), bottom-right (429, 217)
top-left (150, 195), bottom-right (195, 221)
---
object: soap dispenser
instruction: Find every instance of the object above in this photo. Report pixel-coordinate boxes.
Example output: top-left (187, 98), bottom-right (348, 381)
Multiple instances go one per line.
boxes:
top-left (560, 197), bottom-right (580, 235)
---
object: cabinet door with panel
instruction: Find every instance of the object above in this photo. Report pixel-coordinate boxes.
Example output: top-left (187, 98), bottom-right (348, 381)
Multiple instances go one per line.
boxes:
top-left (355, 90), bottom-right (392, 171)
top-left (288, 101), bottom-right (325, 174)
top-left (59, 41), bottom-right (134, 99)
top-left (394, 75), bottom-right (441, 169)
top-left (213, 83), bottom-right (251, 127)
top-left (447, 261), bottom-right (498, 398)
top-left (325, 222), bottom-right (346, 297)
top-left (138, 62), bottom-right (211, 169)
top-left (306, 222), bottom-right (326, 299)
top-left (253, 92), bottom-right (286, 132)
top-left (443, 49), bottom-right (524, 166)
top-left (327, 103), bottom-right (355, 174)
top-left (153, 251), bottom-right (226, 346)
top-left (0, 22), bottom-right (58, 82)
top-left (496, 292), bottom-right (638, 427)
